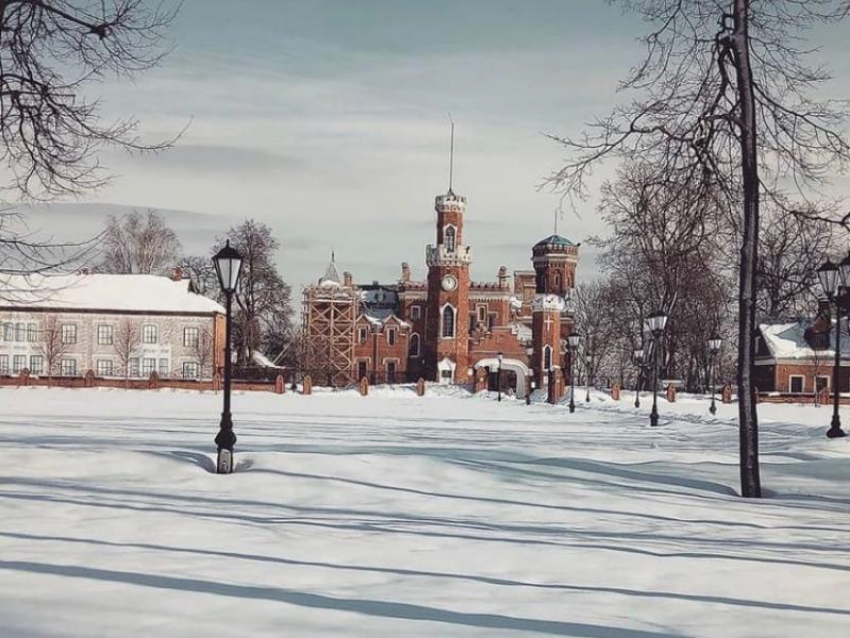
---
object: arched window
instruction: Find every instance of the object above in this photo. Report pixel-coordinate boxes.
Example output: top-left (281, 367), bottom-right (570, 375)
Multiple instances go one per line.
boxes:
top-left (445, 226), bottom-right (456, 252)
top-left (442, 305), bottom-right (456, 338)
top-left (543, 345), bottom-right (552, 371)
top-left (409, 334), bottom-right (420, 357)
top-left (553, 273), bottom-right (561, 290)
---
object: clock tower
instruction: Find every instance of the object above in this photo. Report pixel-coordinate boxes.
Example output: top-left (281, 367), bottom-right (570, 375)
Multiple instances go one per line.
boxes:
top-left (425, 189), bottom-right (472, 382)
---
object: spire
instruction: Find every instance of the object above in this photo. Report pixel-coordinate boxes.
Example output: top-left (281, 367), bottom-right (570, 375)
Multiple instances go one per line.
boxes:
top-left (448, 112), bottom-right (455, 194)
top-left (319, 251), bottom-right (341, 286)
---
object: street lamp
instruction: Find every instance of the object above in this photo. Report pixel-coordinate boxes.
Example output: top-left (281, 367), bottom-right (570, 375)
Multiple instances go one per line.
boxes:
top-left (817, 257), bottom-right (848, 438)
top-left (633, 348), bottom-right (644, 408)
top-left (647, 311), bottom-right (668, 427)
top-left (212, 240), bottom-right (244, 474)
top-left (585, 351), bottom-right (592, 402)
top-left (707, 336), bottom-right (722, 415)
top-left (497, 351), bottom-right (504, 402)
top-left (567, 332), bottom-right (581, 413)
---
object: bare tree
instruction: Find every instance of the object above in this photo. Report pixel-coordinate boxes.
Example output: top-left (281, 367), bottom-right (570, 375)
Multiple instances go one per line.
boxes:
top-left (193, 325), bottom-right (214, 382)
top-left (100, 210), bottom-right (182, 274)
top-left (0, 0), bottom-right (181, 199)
top-left (113, 317), bottom-right (139, 386)
top-left (547, 1), bottom-right (850, 498)
top-left (178, 255), bottom-right (218, 297)
top-left (214, 220), bottom-right (293, 366)
top-left (36, 314), bottom-right (69, 385)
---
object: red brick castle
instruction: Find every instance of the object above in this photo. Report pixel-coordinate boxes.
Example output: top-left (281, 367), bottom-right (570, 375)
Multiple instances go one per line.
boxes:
top-left (301, 184), bottom-right (580, 397)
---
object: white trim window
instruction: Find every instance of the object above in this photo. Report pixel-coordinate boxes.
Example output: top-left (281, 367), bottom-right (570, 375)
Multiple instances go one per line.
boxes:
top-left (97, 360), bottom-right (114, 377)
top-left (60, 358), bottom-right (77, 377)
top-left (61, 323), bottom-right (77, 345)
top-left (29, 355), bottom-right (43, 375)
top-left (358, 327), bottom-right (368, 344)
top-left (2, 323), bottom-right (12, 341)
top-left (789, 375), bottom-right (805, 394)
top-left (816, 376), bottom-right (830, 392)
top-left (142, 324), bottom-right (158, 345)
top-left (12, 355), bottom-right (26, 374)
top-left (441, 305), bottom-right (456, 339)
top-left (542, 345), bottom-right (553, 371)
top-left (142, 358), bottom-right (156, 377)
top-left (0, 355), bottom-right (8, 374)
top-left (26, 323), bottom-right (37, 342)
top-left (97, 324), bottom-right (114, 346)
top-left (411, 305), bottom-right (421, 320)
top-left (183, 361), bottom-right (200, 379)
top-left (387, 328), bottom-right (397, 346)
top-left (159, 359), bottom-right (170, 377)
top-left (15, 322), bottom-right (25, 342)
top-left (130, 358), bottom-right (140, 378)
top-left (183, 327), bottom-right (200, 348)
top-left (409, 333), bottom-right (420, 357)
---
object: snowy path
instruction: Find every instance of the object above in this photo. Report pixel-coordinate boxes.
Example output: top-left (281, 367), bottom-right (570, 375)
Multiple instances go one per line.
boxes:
top-left (0, 387), bottom-right (848, 637)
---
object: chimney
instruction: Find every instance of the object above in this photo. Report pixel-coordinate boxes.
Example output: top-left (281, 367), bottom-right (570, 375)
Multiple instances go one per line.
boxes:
top-left (170, 265), bottom-right (184, 282)
top-left (343, 271), bottom-right (353, 287)
top-left (401, 262), bottom-right (411, 283)
top-left (498, 266), bottom-right (509, 288)
top-left (78, 267), bottom-right (91, 275)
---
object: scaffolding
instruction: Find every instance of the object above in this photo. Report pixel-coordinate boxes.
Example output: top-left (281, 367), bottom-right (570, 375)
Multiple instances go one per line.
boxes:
top-left (301, 281), bottom-right (358, 387)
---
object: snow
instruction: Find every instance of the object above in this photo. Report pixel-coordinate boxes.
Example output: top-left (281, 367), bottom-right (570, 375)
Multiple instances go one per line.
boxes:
top-left (0, 273), bottom-right (224, 314)
top-left (1, 386), bottom-right (849, 637)
top-left (759, 319), bottom-right (848, 360)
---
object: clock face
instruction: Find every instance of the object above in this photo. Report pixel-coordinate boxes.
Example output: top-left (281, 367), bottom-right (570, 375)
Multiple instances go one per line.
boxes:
top-left (441, 275), bottom-right (458, 291)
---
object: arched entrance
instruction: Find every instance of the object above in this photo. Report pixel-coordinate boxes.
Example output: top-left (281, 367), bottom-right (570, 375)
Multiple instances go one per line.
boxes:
top-left (474, 358), bottom-right (530, 399)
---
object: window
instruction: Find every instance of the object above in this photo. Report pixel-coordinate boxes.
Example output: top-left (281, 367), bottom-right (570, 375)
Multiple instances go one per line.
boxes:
top-left (386, 360), bottom-right (397, 384)
top-left (445, 226), bottom-right (456, 252)
top-left (29, 355), bottom-right (43, 375)
top-left (182, 361), bottom-right (200, 379)
top-left (488, 313), bottom-right (496, 330)
top-left (0, 355), bottom-right (7, 374)
top-left (13, 355), bottom-right (26, 374)
top-left (411, 305), bottom-right (421, 320)
top-left (477, 305), bottom-right (486, 323)
top-left (2, 323), bottom-right (12, 341)
top-left (130, 358), bottom-right (140, 378)
top-left (409, 334), bottom-right (420, 357)
top-left (387, 328), bottom-right (396, 346)
top-left (543, 345), bottom-right (553, 371)
top-left (816, 376), bottom-right (830, 392)
top-left (61, 323), bottom-right (77, 344)
top-left (789, 375), bottom-right (804, 394)
top-left (15, 322), bottom-right (25, 342)
top-left (442, 305), bottom-right (455, 338)
top-left (97, 324), bottom-right (114, 346)
top-left (26, 323), bottom-right (37, 342)
top-left (97, 360), bottom-right (113, 377)
top-left (554, 273), bottom-right (562, 290)
top-left (60, 358), bottom-right (77, 377)
top-left (359, 327), bottom-right (368, 344)
top-left (183, 327), bottom-right (199, 348)
top-left (159, 359), bottom-right (170, 377)
top-left (142, 324), bottom-right (158, 345)
top-left (142, 358), bottom-right (156, 377)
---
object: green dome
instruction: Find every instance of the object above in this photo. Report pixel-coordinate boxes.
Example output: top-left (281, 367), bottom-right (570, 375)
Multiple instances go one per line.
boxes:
top-left (534, 234), bottom-right (575, 248)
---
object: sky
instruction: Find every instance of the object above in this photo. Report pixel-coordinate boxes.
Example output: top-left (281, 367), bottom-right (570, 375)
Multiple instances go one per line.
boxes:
top-left (13, 0), bottom-right (850, 293)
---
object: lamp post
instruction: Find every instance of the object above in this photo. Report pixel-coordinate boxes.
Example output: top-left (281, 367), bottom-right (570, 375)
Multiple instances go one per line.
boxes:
top-left (633, 348), bottom-right (644, 408)
top-left (212, 241), bottom-right (243, 474)
top-left (585, 351), bottom-right (592, 403)
top-left (497, 351), bottom-right (504, 402)
top-left (817, 257), bottom-right (849, 438)
top-left (567, 332), bottom-right (581, 413)
top-left (647, 311), bottom-right (668, 427)
top-left (707, 336), bottom-right (722, 415)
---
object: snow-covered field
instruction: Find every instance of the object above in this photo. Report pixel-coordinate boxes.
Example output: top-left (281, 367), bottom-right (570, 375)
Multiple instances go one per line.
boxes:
top-left (1, 386), bottom-right (848, 637)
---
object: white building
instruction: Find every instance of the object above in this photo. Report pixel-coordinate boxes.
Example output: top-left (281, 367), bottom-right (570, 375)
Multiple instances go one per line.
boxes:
top-left (0, 272), bottom-right (225, 380)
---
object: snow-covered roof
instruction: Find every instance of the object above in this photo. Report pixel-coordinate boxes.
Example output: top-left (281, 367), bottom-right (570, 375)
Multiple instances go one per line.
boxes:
top-left (759, 321), bottom-right (849, 360)
top-left (0, 273), bottom-right (224, 314)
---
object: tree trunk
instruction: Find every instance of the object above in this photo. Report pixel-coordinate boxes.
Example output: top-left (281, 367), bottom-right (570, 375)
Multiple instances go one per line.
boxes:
top-left (730, 0), bottom-right (762, 498)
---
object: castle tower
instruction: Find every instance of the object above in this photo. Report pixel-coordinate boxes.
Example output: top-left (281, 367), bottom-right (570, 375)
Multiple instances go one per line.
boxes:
top-left (425, 189), bottom-right (472, 382)
top-left (531, 235), bottom-right (579, 390)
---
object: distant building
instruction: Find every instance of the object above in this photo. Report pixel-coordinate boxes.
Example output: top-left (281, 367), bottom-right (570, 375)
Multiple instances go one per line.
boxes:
top-left (301, 185), bottom-right (581, 395)
top-left (755, 304), bottom-right (846, 395)
top-left (0, 270), bottom-right (225, 380)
